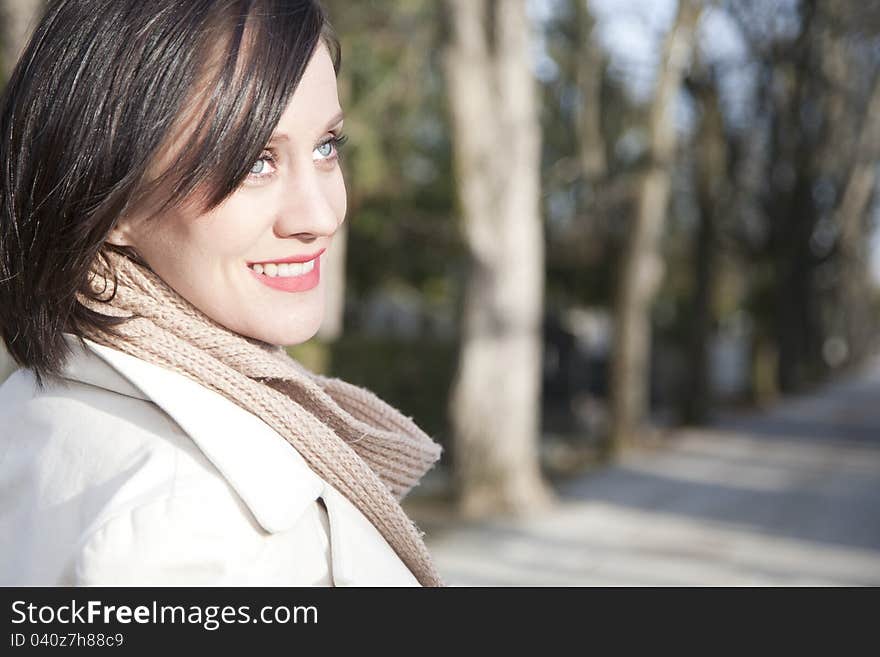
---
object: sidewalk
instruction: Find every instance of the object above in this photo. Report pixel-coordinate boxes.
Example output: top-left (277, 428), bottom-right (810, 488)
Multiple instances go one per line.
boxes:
top-left (403, 358), bottom-right (880, 586)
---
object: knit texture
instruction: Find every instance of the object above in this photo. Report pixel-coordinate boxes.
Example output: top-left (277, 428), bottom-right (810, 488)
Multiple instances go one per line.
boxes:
top-left (75, 249), bottom-right (445, 587)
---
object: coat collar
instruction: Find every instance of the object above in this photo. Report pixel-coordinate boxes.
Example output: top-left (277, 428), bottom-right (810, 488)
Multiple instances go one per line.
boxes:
top-left (57, 333), bottom-right (325, 534)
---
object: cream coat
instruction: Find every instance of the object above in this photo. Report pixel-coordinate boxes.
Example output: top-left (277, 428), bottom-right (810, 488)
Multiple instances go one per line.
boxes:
top-left (0, 334), bottom-right (420, 586)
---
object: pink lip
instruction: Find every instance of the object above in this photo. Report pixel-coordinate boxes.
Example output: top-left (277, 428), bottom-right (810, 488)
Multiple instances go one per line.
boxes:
top-left (247, 252), bottom-right (322, 293)
top-left (247, 248), bottom-right (326, 266)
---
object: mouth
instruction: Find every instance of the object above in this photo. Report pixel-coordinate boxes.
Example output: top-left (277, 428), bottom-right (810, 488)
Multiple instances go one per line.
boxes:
top-left (247, 248), bottom-right (324, 292)
top-left (246, 248), bottom-right (325, 278)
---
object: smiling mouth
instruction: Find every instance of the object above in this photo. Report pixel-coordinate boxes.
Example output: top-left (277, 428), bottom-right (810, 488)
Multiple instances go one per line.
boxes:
top-left (246, 248), bottom-right (325, 278)
top-left (248, 259), bottom-right (316, 278)
top-left (247, 250), bottom-right (322, 293)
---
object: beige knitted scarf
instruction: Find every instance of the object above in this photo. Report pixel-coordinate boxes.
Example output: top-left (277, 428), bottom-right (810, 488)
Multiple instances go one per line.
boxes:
top-left (75, 248), bottom-right (445, 587)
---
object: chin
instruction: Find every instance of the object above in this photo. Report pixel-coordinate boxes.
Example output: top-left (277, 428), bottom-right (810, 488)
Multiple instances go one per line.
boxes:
top-left (240, 312), bottom-right (324, 347)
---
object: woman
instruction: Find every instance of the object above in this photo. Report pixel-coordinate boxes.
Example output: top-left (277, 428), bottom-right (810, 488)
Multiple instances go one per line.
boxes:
top-left (0, 0), bottom-right (444, 586)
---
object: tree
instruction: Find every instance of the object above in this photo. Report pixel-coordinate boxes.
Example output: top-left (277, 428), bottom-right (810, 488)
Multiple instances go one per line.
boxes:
top-left (444, 0), bottom-right (555, 517)
top-left (814, 1), bottom-right (880, 368)
top-left (609, 0), bottom-right (702, 452)
top-left (574, 0), bottom-right (606, 184)
top-left (733, 0), bottom-right (880, 392)
top-left (833, 77), bottom-right (880, 363)
top-left (682, 62), bottom-right (729, 424)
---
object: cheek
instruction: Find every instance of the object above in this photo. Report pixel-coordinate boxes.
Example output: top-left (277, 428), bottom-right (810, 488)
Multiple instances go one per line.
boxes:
top-left (183, 198), bottom-right (277, 258)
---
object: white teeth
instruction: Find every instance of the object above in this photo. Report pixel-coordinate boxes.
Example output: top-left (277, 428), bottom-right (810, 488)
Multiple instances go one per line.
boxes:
top-left (250, 258), bottom-right (317, 277)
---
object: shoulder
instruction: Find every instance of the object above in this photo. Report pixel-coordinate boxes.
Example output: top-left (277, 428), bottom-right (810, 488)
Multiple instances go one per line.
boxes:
top-left (0, 365), bottom-right (259, 550)
top-left (0, 366), bottom-right (214, 499)
top-left (0, 338), bottom-right (328, 534)
top-left (0, 366), bottom-right (335, 586)
top-left (1, 364), bottom-right (187, 447)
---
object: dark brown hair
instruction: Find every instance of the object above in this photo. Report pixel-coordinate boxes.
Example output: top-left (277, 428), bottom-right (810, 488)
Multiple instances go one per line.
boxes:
top-left (0, 0), bottom-right (340, 385)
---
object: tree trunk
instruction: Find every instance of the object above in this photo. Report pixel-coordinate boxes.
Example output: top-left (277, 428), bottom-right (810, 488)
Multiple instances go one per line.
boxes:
top-left (609, 0), bottom-right (701, 453)
top-left (768, 0), bottom-right (820, 393)
top-left (683, 68), bottom-right (727, 424)
top-left (833, 77), bottom-right (880, 363)
top-left (444, 0), bottom-right (554, 518)
top-left (574, 0), bottom-right (606, 183)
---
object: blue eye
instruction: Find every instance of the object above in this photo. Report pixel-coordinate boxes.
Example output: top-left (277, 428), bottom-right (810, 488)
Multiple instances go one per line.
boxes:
top-left (248, 151), bottom-right (277, 179)
top-left (313, 134), bottom-right (348, 163)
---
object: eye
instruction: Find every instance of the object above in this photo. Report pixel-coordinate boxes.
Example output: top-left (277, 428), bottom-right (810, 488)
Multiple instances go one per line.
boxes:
top-left (248, 151), bottom-right (277, 179)
top-left (313, 133), bottom-right (348, 164)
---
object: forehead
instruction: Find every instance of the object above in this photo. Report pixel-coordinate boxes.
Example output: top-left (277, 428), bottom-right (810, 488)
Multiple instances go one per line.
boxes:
top-left (272, 41), bottom-right (341, 135)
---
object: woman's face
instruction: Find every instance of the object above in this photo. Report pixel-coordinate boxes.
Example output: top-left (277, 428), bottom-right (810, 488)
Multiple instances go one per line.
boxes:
top-left (109, 42), bottom-right (346, 346)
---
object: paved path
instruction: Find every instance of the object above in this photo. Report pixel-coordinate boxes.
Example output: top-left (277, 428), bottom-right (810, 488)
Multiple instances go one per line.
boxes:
top-left (403, 357), bottom-right (880, 586)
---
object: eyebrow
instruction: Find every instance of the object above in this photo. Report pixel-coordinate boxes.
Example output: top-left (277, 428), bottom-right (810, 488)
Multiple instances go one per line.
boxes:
top-left (268, 110), bottom-right (344, 143)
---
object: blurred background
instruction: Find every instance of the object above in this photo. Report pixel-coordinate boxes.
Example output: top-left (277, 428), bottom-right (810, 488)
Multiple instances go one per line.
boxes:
top-left (2, 0), bottom-right (879, 585)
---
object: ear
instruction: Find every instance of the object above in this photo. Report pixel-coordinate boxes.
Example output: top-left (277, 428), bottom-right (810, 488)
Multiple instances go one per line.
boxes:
top-left (105, 215), bottom-right (136, 248)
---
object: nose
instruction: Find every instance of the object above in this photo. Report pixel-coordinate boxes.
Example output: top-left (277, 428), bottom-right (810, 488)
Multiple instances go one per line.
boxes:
top-left (273, 170), bottom-right (344, 241)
